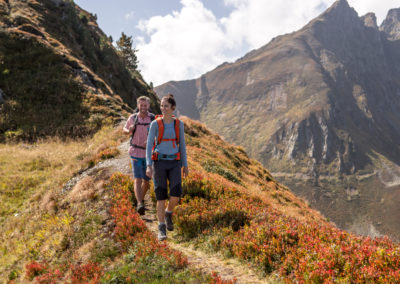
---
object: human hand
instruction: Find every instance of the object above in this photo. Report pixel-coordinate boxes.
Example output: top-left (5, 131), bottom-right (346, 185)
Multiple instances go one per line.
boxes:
top-left (146, 166), bottom-right (153, 178)
top-left (182, 166), bottom-right (189, 178)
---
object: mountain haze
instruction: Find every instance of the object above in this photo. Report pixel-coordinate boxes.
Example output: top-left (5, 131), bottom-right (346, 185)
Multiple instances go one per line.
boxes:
top-left (156, 0), bottom-right (400, 240)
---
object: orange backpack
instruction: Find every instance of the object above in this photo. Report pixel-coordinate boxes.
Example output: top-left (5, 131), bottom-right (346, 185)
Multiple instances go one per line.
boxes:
top-left (151, 115), bottom-right (181, 161)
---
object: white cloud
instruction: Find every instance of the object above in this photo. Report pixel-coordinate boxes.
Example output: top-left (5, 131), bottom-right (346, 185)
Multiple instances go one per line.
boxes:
top-left (348, 0), bottom-right (400, 24)
top-left (136, 0), bottom-right (230, 85)
top-left (221, 0), bottom-right (333, 49)
top-left (136, 0), bottom-right (400, 86)
top-left (125, 11), bottom-right (134, 21)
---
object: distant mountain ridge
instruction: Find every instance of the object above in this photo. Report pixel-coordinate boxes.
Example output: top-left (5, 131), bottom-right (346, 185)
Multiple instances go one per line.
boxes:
top-left (156, 0), bottom-right (400, 240)
top-left (0, 0), bottom-right (159, 141)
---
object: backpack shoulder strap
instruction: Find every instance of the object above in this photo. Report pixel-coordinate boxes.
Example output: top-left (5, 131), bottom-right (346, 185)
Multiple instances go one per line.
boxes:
top-left (129, 113), bottom-right (139, 147)
top-left (155, 117), bottom-right (164, 145)
top-left (132, 113), bottom-right (139, 124)
top-left (130, 113), bottom-right (139, 134)
top-left (174, 118), bottom-right (180, 144)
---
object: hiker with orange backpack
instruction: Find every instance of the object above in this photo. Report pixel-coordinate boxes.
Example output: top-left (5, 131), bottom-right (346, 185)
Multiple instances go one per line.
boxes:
top-left (146, 94), bottom-right (188, 241)
top-left (123, 96), bottom-right (155, 215)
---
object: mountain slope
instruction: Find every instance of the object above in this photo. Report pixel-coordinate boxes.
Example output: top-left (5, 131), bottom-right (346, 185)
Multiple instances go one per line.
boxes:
top-left (0, 116), bottom-right (322, 282)
top-left (4, 116), bottom-right (399, 283)
top-left (156, 0), bottom-right (400, 240)
top-left (0, 0), bottom-right (159, 141)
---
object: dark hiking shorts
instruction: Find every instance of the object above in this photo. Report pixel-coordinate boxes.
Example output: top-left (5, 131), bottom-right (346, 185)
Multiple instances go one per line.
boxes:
top-left (153, 160), bottom-right (182, 200)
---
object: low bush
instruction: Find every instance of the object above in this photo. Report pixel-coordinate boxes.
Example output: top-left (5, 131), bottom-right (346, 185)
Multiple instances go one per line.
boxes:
top-left (202, 160), bottom-right (241, 184)
top-left (174, 167), bottom-right (400, 283)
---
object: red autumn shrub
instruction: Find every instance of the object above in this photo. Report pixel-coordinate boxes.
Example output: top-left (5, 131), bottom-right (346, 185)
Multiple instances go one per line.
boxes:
top-left (105, 173), bottom-right (188, 269)
top-left (25, 261), bottom-right (49, 280)
top-left (176, 169), bottom-right (400, 283)
top-left (210, 271), bottom-right (236, 284)
top-left (70, 262), bottom-right (103, 284)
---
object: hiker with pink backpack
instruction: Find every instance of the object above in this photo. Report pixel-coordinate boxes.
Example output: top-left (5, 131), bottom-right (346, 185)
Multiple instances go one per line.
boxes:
top-left (123, 96), bottom-right (155, 215)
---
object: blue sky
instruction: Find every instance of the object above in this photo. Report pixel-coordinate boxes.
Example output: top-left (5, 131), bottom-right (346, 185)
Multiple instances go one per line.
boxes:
top-left (74, 1), bottom-right (233, 44)
top-left (75, 0), bottom-right (399, 86)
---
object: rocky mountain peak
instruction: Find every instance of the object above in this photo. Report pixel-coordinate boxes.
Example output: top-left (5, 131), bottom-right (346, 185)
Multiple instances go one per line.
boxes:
top-left (307, 0), bottom-right (361, 47)
top-left (319, 0), bottom-right (358, 23)
top-left (386, 8), bottom-right (400, 21)
top-left (380, 8), bottom-right (400, 40)
top-left (330, 0), bottom-right (351, 10)
top-left (362, 12), bottom-right (378, 29)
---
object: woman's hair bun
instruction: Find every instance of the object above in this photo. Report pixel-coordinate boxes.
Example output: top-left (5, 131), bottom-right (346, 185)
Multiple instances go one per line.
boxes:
top-left (163, 93), bottom-right (176, 107)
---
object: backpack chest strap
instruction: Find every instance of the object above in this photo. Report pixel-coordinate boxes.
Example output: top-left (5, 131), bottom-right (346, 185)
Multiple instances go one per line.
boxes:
top-left (160, 138), bottom-right (178, 148)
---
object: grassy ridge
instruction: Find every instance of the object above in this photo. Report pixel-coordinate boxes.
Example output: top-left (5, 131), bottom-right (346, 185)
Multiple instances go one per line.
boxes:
top-left (0, 0), bottom-right (160, 141)
top-left (25, 173), bottom-right (216, 283)
top-left (2, 116), bottom-right (399, 282)
top-left (0, 32), bottom-right (90, 140)
top-left (0, 124), bottom-right (123, 280)
top-left (0, 122), bottom-right (229, 283)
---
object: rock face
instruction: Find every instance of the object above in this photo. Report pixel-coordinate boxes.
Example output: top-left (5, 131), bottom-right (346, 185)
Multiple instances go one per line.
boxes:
top-left (156, 0), bottom-right (400, 240)
top-left (381, 8), bottom-right (400, 40)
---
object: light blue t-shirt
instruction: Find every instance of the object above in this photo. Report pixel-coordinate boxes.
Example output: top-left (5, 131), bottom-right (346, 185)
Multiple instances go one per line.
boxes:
top-left (146, 119), bottom-right (187, 167)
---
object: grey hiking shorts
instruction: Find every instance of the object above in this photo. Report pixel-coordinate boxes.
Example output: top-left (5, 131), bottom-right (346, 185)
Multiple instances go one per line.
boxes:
top-left (153, 160), bottom-right (182, 200)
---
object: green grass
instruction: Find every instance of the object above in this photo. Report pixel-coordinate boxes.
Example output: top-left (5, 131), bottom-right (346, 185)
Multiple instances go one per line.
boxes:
top-left (202, 159), bottom-right (241, 184)
top-left (0, 0), bottom-right (161, 142)
top-left (0, 124), bottom-right (124, 280)
top-left (0, 32), bottom-right (90, 141)
top-left (103, 247), bottom-right (210, 283)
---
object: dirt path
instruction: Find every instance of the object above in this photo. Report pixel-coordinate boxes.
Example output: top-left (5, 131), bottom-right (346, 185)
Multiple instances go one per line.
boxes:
top-left (70, 140), bottom-right (269, 283)
top-left (142, 205), bottom-right (268, 284)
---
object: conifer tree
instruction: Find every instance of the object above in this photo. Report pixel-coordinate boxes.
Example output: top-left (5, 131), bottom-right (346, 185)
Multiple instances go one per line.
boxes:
top-left (116, 32), bottom-right (138, 72)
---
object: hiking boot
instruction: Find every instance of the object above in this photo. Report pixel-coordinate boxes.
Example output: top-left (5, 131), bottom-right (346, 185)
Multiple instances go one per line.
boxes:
top-left (165, 211), bottom-right (174, 231)
top-left (158, 224), bottom-right (167, 241)
top-left (136, 204), bottom-right (145, 216)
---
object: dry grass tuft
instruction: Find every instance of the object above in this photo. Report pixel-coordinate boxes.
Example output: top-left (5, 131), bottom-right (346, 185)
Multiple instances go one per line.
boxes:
top-left (94, 143), bottom-right (108, 154)
top-left (69, 176), bottom-right (96, 202)
top-left (73, 239), bottom-right (97, 264)
top-left (95, 180), bottom-right (105, 194)
top-left (40, 190), bottom-right (58, 214)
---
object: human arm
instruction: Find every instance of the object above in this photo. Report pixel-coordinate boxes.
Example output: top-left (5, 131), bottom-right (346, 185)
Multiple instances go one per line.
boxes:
top-left (179, 121), bottom-right (189, 178)
top-left (123, 115), bottom-right (136, 135)
top-left (145, 121), bottom-right (157, 178)
top-left (146, 121), bottom-right (157, 167)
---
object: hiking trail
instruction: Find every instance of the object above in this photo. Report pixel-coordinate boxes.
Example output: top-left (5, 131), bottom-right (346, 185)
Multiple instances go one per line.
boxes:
top-left (70, 139), bottom-right (269, 283)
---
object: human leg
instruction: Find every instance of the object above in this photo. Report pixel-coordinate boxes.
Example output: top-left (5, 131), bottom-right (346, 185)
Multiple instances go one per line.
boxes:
top-left (133, 178), bottom-right (145, 215)
top-left (167, 161), bottom-right (182, 209)
top-left (157, 198), bottom-right (168, 241)
top-left (167, 196), bottom-right (180, 211)
top-left (157, 200), bottom-right (166, 223)
top-left (153, 161), bottom-right (169, 240)
top-left (142, 179), bottom-right (149, 203)
top-left (134, 178), bottom-right (144, 205)
top-left (131, 157), bottom-right (150, 215)
top-left (165, 161), bottom-right (182, 231)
